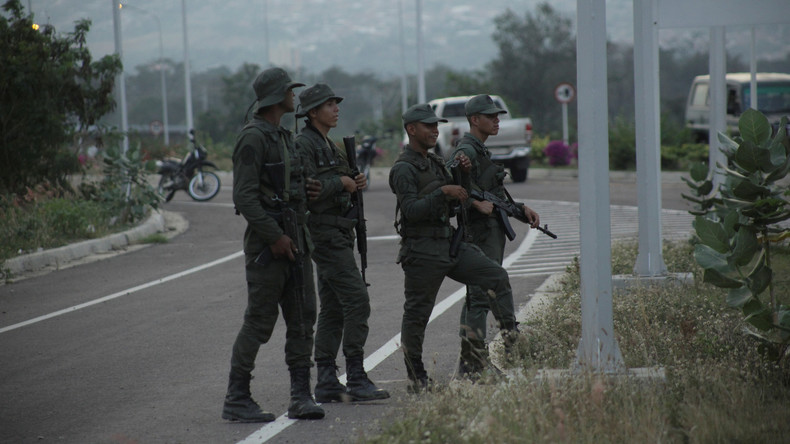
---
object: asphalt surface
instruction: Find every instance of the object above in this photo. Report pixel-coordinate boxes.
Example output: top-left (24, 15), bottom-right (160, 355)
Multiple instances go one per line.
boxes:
top-left (0, 167), bottom-right (694, 444)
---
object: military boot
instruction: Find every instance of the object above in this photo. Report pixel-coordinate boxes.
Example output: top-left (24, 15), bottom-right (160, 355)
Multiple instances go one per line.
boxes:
top-left (287, 367), bottom-right (325, 420)
top-left (345, 355), bottom-right (390, 401)
top-left (314, 359), bottom-right (347, 403)
top-left (221, 373), bottom-right (275, 423)
top-left (404, 357), bottom-right (432, 394)
top-left (458, 338), bottom-right (504, 383)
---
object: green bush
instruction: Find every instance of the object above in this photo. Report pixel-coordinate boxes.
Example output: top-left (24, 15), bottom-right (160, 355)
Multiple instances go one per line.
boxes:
top-left (609, 116), bottom-right (636, 170)
top-left (661, 143), bottom-right (709, 171)
top-left (530, 135), bottom-right (550, 166)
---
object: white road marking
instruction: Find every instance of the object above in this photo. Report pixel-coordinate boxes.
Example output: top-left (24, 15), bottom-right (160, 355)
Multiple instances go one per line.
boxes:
top-left (0, 251), bottom-right (245, 335)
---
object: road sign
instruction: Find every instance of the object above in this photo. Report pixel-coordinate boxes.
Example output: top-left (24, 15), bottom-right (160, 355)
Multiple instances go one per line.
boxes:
top-left (554, 82), bottom-right (576, 104)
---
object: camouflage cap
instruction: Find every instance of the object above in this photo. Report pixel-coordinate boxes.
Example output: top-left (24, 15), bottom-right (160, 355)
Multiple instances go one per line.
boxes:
top-left (465, 94), bottom-right (507, 116)
top-left (253, 67), bottom-right (305, 109)
top-left (402, 103), bottom-right (448, 125)
top-left (296, 83), bottom-right (344, 118)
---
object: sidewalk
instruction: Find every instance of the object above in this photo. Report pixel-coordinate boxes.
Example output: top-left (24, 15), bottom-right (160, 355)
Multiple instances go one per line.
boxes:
top-left (1, 210), bottom-right (187, 283)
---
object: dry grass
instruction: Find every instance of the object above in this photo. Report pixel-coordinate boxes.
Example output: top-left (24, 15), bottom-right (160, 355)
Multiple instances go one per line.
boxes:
top-left (362, 240), bottom-right (790, 443)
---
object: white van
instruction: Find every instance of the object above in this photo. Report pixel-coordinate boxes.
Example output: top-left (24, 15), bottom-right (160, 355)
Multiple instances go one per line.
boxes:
top-left (685, 72), bottom-right (790, 141)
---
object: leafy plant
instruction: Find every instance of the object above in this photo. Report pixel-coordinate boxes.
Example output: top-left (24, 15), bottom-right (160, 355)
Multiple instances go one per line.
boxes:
top-left (543, 140), bottom-right (571, 166)
top-left (683, 108), bottom-right (790, 352)
top-left (88, 142), bottom-right (161, 225)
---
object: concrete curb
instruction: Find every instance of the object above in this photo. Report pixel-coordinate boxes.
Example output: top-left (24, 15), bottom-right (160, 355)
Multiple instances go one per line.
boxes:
top-left (2, 210), bottom-right (167, 278)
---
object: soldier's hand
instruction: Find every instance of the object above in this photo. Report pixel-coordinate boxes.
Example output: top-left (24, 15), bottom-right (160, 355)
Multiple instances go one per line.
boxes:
top-left (270, 234), bottom-right (297, 261)
top-left (472, 200), bottom-right (494, 215)
top-left (524, 206), bottom-right (540, 228)
top-left (354, 173), bottom-right (368, 191)
top-left (441, 184), bottom-right (468, 202)
top-left (306, 178), bottom-right (322, 201)
top-left (454, 153), bottom-right (472, 172)
top-left (340, 176), bottom-right (357, 193)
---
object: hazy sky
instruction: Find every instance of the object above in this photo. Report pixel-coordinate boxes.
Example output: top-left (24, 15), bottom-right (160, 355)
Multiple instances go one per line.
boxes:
top-left (25, 0), bottom-right (789, 77)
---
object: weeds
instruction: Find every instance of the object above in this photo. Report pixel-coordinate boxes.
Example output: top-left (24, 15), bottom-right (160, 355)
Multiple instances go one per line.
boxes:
top-left (362, 240), bottom-right (790, 443)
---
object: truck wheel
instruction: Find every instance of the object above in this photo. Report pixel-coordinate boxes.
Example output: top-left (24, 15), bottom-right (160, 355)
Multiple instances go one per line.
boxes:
top-left (511, 166), bottom-right (528, 183)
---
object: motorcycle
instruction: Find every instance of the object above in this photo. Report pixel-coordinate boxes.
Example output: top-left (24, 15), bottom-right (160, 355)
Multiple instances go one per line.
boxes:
top-left (156, 129), bottom-right (221, 202)
top-left (356, 135), bottom-right (378, 187)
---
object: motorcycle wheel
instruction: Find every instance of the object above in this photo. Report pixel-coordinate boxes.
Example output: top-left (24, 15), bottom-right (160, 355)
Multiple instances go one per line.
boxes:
top-left (187, 170), bottom-right (221, 201)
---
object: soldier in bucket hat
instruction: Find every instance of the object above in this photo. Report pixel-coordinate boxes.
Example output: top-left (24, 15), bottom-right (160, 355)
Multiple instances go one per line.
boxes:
top-left (451, 94), bottom-right (540, 381)
top-left (388, 103), bottom-right (518, 393)
top-left (222, 67), bottom-right (325, 422)
top-left (295, 84), bottom-right (390, 403)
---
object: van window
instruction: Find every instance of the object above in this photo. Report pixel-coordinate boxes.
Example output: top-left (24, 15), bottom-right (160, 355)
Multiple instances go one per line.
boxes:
top-left (743, 82), bottom-right (790, 114)
top-left (691, 83), bottom-right (709, 106)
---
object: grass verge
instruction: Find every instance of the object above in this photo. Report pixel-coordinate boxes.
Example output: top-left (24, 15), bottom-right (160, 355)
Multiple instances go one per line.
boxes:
top-left (362, 240), bottom-right (790, 443)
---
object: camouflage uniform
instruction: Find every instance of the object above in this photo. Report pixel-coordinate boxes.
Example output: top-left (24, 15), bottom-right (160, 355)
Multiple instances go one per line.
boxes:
top-left (223, 67), bottom-right (323, 422)
top-left (451, 94), bottom-right (523, 376)
top-left (389, 104), bottom-right (516, 391)
top-left (295, 83), bottom-right (389, 402)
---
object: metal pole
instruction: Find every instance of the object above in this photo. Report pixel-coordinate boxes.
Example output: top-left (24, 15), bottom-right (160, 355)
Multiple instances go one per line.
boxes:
top-left (750, 26), bottom-right (758, 110)
top-left (182, 0), bottom-right (194, 135)
top-left (112, 1), bottom-right (129, 154)
top-left (263, 0), bottom-right (270, 67)
top-left (415, 0), bottom-right (425, 103)
top-left (574, 0), bottom-right (624, 373)
top-left (633, 0), bottom-right (667, 277)
top-left (398, 0), bottom-right (408, 113)
top-left (561, 102), bottom-right (569, 145)
top-left (709, 27), bottom-right (727, 190)
top-left (121, 4), bottom-right (170, 146)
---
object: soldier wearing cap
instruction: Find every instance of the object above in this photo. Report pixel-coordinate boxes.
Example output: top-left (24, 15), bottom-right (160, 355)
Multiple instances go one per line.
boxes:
top-left (451, 94), bottom-right (540, 380)
top-left (294, 84), bottom-right (390, 403)
top-left (389, 103), bottom-right (518, 393)
top-left (222, 67), bottom-right (324, 422)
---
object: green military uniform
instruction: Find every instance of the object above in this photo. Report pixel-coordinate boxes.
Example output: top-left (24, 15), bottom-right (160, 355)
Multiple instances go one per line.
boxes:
top-left (295, 83), bottom-right (389, 402)
top-left (451, 94), bottom-right (523, 376)
top-left (223, 67), bottom-right (324, 423)
top-left (389, 104), bottom-right (517, 391)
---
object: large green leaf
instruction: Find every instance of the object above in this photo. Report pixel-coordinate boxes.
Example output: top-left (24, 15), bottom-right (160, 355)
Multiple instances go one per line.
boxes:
top-left (694, 243), bottom-right (730, 270)
top-left (733, 140), bottom-right (764, 173)
top-left (745, 309), bottom-right (774, 331)
top-left (703, 268), bottom-right (743, 288)
top-left (731, 226), bottom-right (759, 266)
top-left (693, 217), bottom-right (731, 254)
top-left (738, 108), bottom-right (771, 145)
top-left (727, 286), bottom-right (752, 308)
top-left (732, 178), bottom-right (769, 201)
top-left (689, 163), bottom-right (709, 182)
top-left (747, 261), bottom-right (772, 296)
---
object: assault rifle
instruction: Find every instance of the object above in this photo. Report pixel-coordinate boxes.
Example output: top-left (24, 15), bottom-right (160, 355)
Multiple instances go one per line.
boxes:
top-left (254, 161), bottom-right (308, 339)
top-left (448, 159), bottom-right (471, 258)
top-left (469, 189), bottom-right (557, 240)
top-left (342, 136), bottom-right (369, 285)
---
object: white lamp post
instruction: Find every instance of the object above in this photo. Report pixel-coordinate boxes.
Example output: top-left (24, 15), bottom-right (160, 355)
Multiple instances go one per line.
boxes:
top-left (119, 3), bottom-right (170, 145)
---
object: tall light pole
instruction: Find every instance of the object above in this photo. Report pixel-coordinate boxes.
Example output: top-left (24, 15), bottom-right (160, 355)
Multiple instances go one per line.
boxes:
top-left (398, 0), bottom-right (408, 113)
top-left (119, 3), bottom-right (170, 145)
top-left (181, 0), bottom-right (194, 136)
top-left (111, 1), bottom-right (129, 154)
top-left (415, 0), bottom-right (425, 103)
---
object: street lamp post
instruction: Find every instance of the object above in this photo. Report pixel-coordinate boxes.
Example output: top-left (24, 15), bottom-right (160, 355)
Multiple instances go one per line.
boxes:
top-left (119, 3), bottom-right (170, 145)
top-left (111, 1), bottom-right (129, 154)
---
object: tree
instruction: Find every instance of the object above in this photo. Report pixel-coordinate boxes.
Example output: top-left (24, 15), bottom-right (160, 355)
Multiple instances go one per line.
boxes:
top-left (0, 0), bottom-right (121, 195)
top-left (488, 4), bottom-right (576, 134)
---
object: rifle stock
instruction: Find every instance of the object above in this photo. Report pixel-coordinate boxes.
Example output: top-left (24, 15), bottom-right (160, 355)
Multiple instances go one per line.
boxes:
top-left (449, 160), bottom-right (471, 257)
top-left (342, 136), bottom-right (368, 284)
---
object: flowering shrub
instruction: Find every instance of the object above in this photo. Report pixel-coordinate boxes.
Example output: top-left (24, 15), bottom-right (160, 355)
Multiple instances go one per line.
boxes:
top-left (543, 140), bottom-right (571, 166)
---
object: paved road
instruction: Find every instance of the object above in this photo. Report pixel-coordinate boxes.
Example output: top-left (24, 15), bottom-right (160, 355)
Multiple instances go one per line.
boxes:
top-left (0, 169), bottom-right (694, 444)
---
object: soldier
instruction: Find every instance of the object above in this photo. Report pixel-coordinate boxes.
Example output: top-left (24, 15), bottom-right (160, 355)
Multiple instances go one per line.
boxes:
top-left (389, 103), bottom-right (519, 393)
top-left (222, 67), bottom-right (324, 422)
top-left (294, 83), bottom-right (390, 402)
top-left (451, 94), bottom-right (540, 380)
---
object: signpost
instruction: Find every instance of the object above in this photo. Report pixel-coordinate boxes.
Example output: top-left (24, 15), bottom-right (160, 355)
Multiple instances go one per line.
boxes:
top-left (554, 82), bottom-right (575, 145)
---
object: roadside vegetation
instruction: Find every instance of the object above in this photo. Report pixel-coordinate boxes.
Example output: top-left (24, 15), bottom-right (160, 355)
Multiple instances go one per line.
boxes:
top-left (361, 240), bottom-right (790, 443)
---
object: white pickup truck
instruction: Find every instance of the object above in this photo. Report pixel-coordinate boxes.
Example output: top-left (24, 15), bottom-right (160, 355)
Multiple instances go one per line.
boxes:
top-left (428, 95), bottom-right (533, 182)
